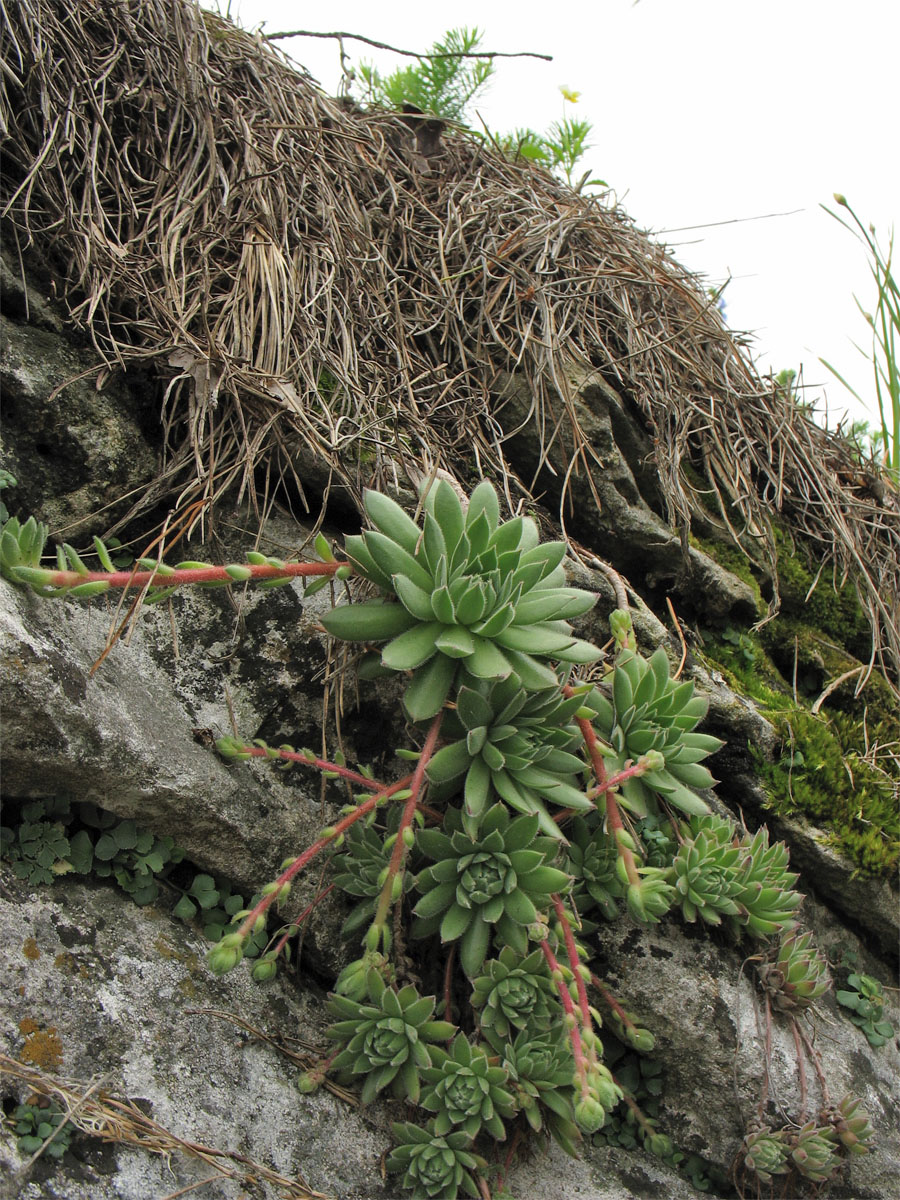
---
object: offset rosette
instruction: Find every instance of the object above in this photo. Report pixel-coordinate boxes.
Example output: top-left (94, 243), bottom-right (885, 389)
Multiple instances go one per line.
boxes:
top-left (587, 645), bottom-right (723, 819)
top-left (420, 1035), bottom-right (516, 1139)
top-left (668, 814), bottom-right (743, 924)
top-left (486, 1026), bottom-right (581, 1156)
top-left (325, 970), bottom-right (455, 1104)
top-left (413, 805), bottom-right (571, 976)
top-left (320, 481), bottom-right (600, 720)
top-left (789, 1122), bottom-right (842, 1183)
top-left (822, 1094), bottom-right (876, 1156)
top-left (564, 815), bottom-right (625, 920)
top-left (471, 946), bottom-right (557, 1038)
top-left (426, 678), bottom-right (592, 838)
top-left (387, 1120), bottom-right (487, 1200)
top-left (757, 931), bottom-right (831, 1013)
top-left (742, 1126), bottom-right (791, 1183)
top-left (729, 825), bottom-right (803, 937)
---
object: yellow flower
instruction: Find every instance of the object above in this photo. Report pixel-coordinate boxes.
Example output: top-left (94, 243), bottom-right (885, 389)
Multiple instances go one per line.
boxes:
top-left (560, 87), bottom-right (581, 104)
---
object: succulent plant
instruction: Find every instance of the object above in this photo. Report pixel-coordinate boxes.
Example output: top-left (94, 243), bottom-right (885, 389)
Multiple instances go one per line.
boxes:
top-left (330, 816), bottom-right (415, 934)
top-left (0, 512), bottom-right (49, 587)
top-left (729, 824), bottom-right (804, 938)
top-left (757, 930), bottom-right (831, 1013)
top-left (387, 1120), bottom-right (487, 1200)
top-left (586, 643), bottom-right (723, 819)
top-left (471, 945), bottom-right (557, 1037)
top-left (489, 1027), bottom-right (580, 1154)
top-left (320, 480), bottom-right (601, 720)
top-left (741, 1125), bottom-right (790, 1183)
top-left (427, 677), bottom-right (592, 839)
top-left (821, 1093), bottom-right (876, 1155)
top-left (325, 969), bottom-right (455, 1104)
top-left (564, 815), bottom-right (624, 920)
top-left (420, 1035), bottom-right (516, 1138)
top-left (626, 872), bottom-right (676, 925)
top-left (574, 1062), bottom-right (624, 1133)
top-left (412, 805), bottom-right (571, 976)
top-left (667, 815), bottom-right (743, 925)
top-left (333, 950), bottom-right (394, 1003)
top-left (789, 1121), bottom-right (842, 1183)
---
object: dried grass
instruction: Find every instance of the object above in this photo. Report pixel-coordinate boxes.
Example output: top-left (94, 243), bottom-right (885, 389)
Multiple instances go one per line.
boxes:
top-left (1, 0), bottom-right (897, 683)
top-left (0, 1051), bottom-right (333, 1199)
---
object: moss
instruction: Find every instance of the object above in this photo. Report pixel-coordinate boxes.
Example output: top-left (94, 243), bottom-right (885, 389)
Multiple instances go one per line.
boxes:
top-left (700, 631), bottom-right (899, 876)
top-left (690, 533), bottom-right (765, 615)
top-left (771, 524), bottom-right (871, 655)
top-left (753, 706), bottom-right (898, 875)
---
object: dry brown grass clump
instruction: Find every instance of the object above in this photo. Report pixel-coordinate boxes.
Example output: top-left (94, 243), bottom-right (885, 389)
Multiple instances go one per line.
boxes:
top-left (1, 0), bottom-right (897, 680)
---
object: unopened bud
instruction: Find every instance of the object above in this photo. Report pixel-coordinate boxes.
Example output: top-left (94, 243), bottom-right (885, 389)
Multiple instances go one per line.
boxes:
top-left (251, 956), bottom-right (278, 983)
top-left (648, 1133), bottom-right (674, 1158)
top-left (626, 1027), bottom-right (656, 1053)
top-left (574, 1096), bottom-right (606, 1134)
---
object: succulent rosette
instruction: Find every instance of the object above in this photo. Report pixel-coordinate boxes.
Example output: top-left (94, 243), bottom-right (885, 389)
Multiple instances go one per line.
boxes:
top-left (757, 930), bottom-right (831, 1013)
top-left (325, 969), bottom-right (455, 1104)
top-left (587, 645), bottom-right (723, 819)
top-left (789, 1121), bottom-right (842, 1183)
top-left (420, 1035), bottom-right (516, 1139)
top-left (729, 825), bottom-right (803, 938)
top-left (668, 814), bottom-right (743, 925)
top-left (822, 1093), bottom-right (876, 1155)
top-left (564, 815), bottom-right (625, 920)
top-left (331, 817), bottom-right (416, 935)
top-left (320, 480), bottom-right (601, 720)
top-left (742, 1126), bottom-right (790, 1183)
top-left (387, 1120), bottom-right (487, 1200)
top-left (413, 805), bottom-right (571, 976)
top-left (426, 678), bottom-right (592, 838)
top-left (488, 1027), bottom-right (580, 1154)
top-left (471, 945), bottom-right (557, 1037)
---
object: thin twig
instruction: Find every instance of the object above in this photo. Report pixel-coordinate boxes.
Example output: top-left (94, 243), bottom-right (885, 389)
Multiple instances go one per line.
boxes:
top-left (263, 29), bottom-right (552, 61)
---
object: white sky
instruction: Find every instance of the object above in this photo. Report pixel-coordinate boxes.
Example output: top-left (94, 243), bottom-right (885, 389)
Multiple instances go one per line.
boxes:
top-left (216, 0), bottom-right (898, 432)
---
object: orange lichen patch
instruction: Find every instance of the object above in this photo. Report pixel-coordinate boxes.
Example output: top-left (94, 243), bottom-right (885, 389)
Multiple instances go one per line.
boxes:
top-left (18, 1017), bottom-right (63, 1070)
top-left (22, 937), bottom-right (41, 960)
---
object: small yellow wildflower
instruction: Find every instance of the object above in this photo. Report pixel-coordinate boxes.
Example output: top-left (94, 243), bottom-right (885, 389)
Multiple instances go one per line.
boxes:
top-left (560, 87), bottom-right (581, 104)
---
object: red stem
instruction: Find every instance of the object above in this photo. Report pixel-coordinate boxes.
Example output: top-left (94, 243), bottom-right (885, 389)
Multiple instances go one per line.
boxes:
top-left (372, 711), bottom-right (444, 930)
top-left (552, 895), bottom-right (592, 1029)
top-left (36, 560), bottom-right (347, 590)
top-left (589, 972), bottom-right (635, 1032)
top-left (538, 937), bottom-right (588, 1096)
top-left (598, 760), bottom-right (654, 794)
top-left (573, 709), bottom-right (641, 887)
top-left (236, 775), bottom-right (411, 941)
top-left (227, 741), bottom-right (397, 791)
top-left (443, 943), bottom-right (457, 1030)
top-left (271, 883), bottom-right (336, 955)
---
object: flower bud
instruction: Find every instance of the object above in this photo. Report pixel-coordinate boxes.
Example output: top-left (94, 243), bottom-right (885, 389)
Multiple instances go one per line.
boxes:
top-left (574, 1095), bottom-right (607, 1133)
top-left (251, 956), bottom-right (278, 983)
top-left (648, 1132), bottom-right (674, 1158)
top-left (207, 942), bottom-right (243, 975)
top-left (626, 1026), bottom-right (656, 1053)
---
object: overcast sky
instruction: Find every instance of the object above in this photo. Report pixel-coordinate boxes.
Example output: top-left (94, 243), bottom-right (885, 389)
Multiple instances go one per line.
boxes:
top-left (217, 0), bottom-right (898, 432)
